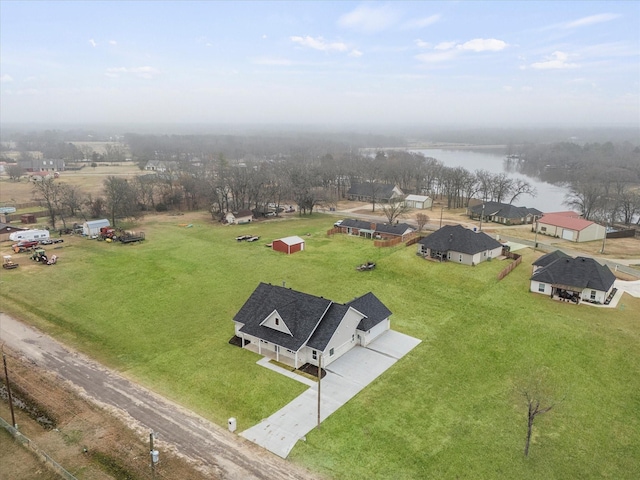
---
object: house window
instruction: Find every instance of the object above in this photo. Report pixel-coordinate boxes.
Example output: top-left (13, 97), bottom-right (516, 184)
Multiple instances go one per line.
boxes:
top-left (538, 283), bottom-right (545, 292)
top-left (484, 251), bottom-right (487, 257)
top-left (312, 350), bottom-right (317, 360)
top-left (590, 290), bottom-right (596, 300)
top-left (541, 226), bottom-right (547, 232)
top-left (275, 318), bottom-right (280, 326)
top-left (459, 254), bottom-right (463, 262)
top-left (330, 348), bottom-right (335, 356)
top-left (352, 334), bottom-right (355, 342)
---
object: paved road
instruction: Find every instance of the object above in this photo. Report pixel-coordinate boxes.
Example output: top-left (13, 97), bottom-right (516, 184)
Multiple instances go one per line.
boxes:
top-left (0, 313), bottom-right (317, 480)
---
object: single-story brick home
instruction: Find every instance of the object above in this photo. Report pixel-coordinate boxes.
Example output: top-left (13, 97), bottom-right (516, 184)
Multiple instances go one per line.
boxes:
top-left (232, 283), bottom-right (392, 368)
top-left (530, 251), bottom-right (616, 304)
top-left (468, 201), bottom-right (542, 225)
top-left (535, 211), bottom-right (605, 243)
top-left (337, 219), bottom-right (415, 240)
top-left (417, 224), bottom-right (503, 265)
top-left (404, 194), bottom-right (433, 209)
top-left (347, 182), bottom-right (404, 203)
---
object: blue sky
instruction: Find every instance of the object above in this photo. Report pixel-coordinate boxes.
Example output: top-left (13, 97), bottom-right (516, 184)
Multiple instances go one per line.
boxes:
top-left (1, 1), bottom-right (638, 128)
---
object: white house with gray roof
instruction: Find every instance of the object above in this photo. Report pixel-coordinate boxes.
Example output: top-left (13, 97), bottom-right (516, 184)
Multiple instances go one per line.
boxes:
top-left (232, 283), bottom-right (392, 368)
top-left (417, 224), bottom-right (503, 265)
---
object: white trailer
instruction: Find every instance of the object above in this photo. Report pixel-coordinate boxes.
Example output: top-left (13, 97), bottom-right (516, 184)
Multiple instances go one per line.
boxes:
top-left (9, 229), bottom-right (50, 242)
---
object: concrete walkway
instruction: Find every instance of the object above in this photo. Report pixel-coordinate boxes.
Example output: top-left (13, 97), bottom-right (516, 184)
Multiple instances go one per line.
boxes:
top-left (240, 330), bottom-right (421, 458)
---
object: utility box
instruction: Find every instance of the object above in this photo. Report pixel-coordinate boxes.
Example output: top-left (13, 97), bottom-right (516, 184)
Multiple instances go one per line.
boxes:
top-left (228, 417), bottom-right (237, 433)
top-left (151, 450), bottom-right (159, 464)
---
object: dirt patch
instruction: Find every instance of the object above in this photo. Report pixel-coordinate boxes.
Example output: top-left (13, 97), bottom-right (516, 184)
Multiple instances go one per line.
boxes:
top-left (0, 346), bottom-right (215, 480)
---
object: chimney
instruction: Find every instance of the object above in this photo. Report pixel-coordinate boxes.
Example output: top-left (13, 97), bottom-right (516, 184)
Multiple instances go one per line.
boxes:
top-left (370, 223), bottom-right (376, 230)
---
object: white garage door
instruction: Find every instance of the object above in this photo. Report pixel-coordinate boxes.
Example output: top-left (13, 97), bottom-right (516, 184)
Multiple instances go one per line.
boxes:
top-left (562, 229), bottom-right (574, 240)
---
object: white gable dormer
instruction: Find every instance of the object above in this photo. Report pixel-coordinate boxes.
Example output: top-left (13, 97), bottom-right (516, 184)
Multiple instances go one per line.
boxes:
top-left (260, 310), bottom-right (293, 336)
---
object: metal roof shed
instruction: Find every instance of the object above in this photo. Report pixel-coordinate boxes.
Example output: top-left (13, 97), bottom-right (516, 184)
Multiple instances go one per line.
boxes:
top-left (83, 219), bottom-right (110, 236)
top-left (272, 235), bottom-right (305, 254)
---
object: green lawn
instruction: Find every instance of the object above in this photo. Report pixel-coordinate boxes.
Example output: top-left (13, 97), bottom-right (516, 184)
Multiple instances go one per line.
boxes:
top-left (1, 213), bottom-right (639, 479)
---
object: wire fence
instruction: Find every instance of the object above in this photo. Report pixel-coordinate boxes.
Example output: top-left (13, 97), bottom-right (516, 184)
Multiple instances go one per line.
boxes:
top-left (0, 415), bottom-right (79, 480)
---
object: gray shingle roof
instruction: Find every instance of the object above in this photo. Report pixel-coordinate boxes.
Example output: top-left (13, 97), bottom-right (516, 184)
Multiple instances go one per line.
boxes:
top-left (348, 182), bottom-right (398, 200)
top-left (530, 256), bottom-right (615, 291)
top-left (235, 283), bottom-right (331, 351)
top-left (374, 223), bottom-right (414, 236)
top-left (347, 292), bottom-right (392, 332)
top-left (341, 219), bottom-right (375, 230)
top-left (417, 224), bottom-right (502, 255)
top-left (533, 250), bottom-right (570, 268)
top-left (470, 201), bottom-right (543, 219)
top-left (235, 284), bottom-right (392, 352)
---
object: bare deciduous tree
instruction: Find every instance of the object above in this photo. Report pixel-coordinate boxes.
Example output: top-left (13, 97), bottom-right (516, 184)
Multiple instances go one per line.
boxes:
top-left (415, 213), bottom-right (430, 232)
top-left (382, 199), bottom-right (409, 224)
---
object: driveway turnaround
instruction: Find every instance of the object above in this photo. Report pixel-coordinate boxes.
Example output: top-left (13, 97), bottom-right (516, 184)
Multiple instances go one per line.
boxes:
top-left (240, 330), bottom-right (421, 458)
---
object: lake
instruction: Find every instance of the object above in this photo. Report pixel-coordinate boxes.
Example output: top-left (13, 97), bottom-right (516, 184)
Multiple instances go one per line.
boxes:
top-left (412, 149), bottom-right (570, 213)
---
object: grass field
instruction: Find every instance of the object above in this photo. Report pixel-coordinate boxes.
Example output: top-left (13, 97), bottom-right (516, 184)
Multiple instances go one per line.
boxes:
top-left (1, 212), bottom-right (639, 479)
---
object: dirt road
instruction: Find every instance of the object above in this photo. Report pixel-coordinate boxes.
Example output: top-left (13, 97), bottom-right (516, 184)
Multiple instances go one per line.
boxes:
top-left (0, 313), bottom-right (319, 480)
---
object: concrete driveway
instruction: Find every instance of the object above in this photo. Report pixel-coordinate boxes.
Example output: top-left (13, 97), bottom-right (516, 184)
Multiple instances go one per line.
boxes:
top-left (240, 330), bottom-right (421, 458)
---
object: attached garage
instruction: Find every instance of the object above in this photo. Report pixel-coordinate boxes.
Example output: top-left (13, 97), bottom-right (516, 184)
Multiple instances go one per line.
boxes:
top-left (272, 235), bottom-right (305, 255)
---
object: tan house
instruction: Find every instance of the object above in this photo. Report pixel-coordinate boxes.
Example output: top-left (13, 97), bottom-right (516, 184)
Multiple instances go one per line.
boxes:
top-left (225, 210), bottom-right (254, 225)
top-left (535, 212), bottom-right (605, 243)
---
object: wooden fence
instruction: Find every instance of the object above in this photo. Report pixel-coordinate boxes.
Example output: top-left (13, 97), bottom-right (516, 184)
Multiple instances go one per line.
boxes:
top-left (497, 252), bottom-right (522, 281)
top-left (374, 231), bottom-right (418, 248)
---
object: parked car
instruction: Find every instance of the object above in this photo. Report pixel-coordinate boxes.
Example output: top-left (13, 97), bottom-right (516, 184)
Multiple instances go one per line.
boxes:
top-left (334, 220), bottom-right (343, 227)
top-left (12, 240), bottom-right (39, 253)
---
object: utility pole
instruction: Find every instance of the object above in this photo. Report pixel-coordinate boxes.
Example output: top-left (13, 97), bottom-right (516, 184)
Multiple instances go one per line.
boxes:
top-left (534, 219), bottom-right (539, 250)
top-left (479, 204), bottom-right (485, 231)
top-left (2, 352), bottom-right (17, 429)
top-left (149, 431), bottom-right (156, 479)
top-left (439, 206), bottom-right (443, 229)
top-left (317, 352), bottom-right (322, 428)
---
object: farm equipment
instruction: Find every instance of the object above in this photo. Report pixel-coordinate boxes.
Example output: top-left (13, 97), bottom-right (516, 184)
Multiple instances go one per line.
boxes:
top-left (30, 248), bottom-right (49, 263)
top-left (119, 231), bottom-right (145, 243)
top-left (2, 255), bottom-right (18, 269)
top-left (356, 262), bottom-right (376, 271)
top-left (100, 227), bottom-right (121, 240)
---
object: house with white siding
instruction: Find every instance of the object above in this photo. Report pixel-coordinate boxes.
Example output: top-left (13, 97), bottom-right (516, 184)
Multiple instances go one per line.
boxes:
top-left (232, 283), bottom-right (392, 368)
top-left (417, 224), bottom-right (503, 266)
top-left (530, 251), bottom-right (616, 304)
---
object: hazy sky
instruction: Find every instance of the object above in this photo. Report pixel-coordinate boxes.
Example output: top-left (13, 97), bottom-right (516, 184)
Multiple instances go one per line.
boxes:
top-left (1, 1), bottom-right (638, 128)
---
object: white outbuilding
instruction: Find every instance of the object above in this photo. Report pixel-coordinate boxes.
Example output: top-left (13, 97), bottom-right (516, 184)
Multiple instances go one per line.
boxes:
top-left (83, 219), bottom-right (110, 236)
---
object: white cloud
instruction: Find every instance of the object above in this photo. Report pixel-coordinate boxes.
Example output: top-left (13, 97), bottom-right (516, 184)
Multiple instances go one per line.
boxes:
top-left (564, 13), bottom-right (620, 28)
top-left (529, 51), bottom-right (578, 70)
top-left (262, 34), bottom-right (267, 40)
top-left (402, 14), bottom-right (441, 29)
top-left (290, 36), bottom-right (348, 52)
top-left (1, 74), bottom-right (14, 83)
top-left (349, 49), bottom-right (363, 58)
top-left (416, 38), bottom-right (508, 64)
top-left (459, 38), bottom-right (508, 52)
top-left (89, 39), bottom-right (97, 47)
top-left (415, 39), bottom-right (430, 48)
top-left (253, 57), bottom-right (292, 66)
top-left (434, 41), bottom-right (456, 51)
top-left (503, 85), bottom-right (513, 92)
top-left (109, 40), bottom-right (117, 46)
top-left (338, 4), bottom-right (400, 33)
top-left (105, 66), bottom-right (160, 79)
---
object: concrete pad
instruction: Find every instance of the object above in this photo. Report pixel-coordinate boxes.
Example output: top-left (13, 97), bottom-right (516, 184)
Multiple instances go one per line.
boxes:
top-left (615, 279), bottom-right (640, 298)
top-left (240, 330), bottom-right (421, 458)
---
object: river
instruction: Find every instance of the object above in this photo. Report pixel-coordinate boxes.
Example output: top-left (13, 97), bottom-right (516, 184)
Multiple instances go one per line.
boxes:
top-left (411, 148), bottom-right (570, 213)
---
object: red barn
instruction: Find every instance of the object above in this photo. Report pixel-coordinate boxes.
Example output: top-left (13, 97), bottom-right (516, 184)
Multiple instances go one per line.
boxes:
top-left (272, 235), bottom-right (305, 254)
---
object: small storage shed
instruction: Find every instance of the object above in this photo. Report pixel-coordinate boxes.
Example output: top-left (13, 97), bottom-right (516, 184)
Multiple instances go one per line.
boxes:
top-left (272, 235), bottom-right (305, 255)
top-left (83, 219), bottom-right (110, 236)
top-left (21, 213), bottom-right (37, 224)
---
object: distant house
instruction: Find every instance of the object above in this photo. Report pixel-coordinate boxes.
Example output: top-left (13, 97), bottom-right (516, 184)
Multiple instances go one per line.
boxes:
top-left (530, 252), bottom-right (616, 304)
top-left (535, 212), bottom-right (605, 243)
top-left (404, 194), bottom-right (432, 210)
top-left (225, 210), bottom-right (253, 225)
top-left (18, 158), bottom-right (65, 173)
top-left (337, 219), bottom-right (415, 241)
top-left (83, 219), bottom-right (110, 236)
top-left (144, 160), bottom-right (179, 172)
top-left (232, 283), bottom-right (392, 368)
top-left (468, 201), bottom-right (542, 225)
top-left (417, 224), bottom-right (503, 265)
top-left (347, 182), bottom-right (404, 203)
top-left (272, 236), bottom-right (305, 254)
top-left (0, 222), bottom-right (26, 242)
